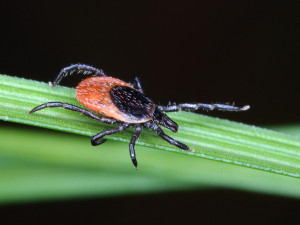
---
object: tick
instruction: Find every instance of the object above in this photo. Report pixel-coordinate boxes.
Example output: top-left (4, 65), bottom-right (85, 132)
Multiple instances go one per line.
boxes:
top-left (29, 64), bottom-right (250, 169)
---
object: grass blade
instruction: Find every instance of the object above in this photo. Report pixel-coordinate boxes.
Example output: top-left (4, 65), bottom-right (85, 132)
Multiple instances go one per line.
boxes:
top-left (0, 126), bottom-right (300, 204)
top-left (1, 74), bottom-right (300, 180)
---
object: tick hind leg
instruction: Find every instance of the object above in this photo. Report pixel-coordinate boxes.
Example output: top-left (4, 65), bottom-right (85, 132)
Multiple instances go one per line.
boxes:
top-left (91, 123), bottom-right (131, 146)
top-left (28, 102), bottom-right (118, 124)
top-left (52, 64), bottom-right (107, 87)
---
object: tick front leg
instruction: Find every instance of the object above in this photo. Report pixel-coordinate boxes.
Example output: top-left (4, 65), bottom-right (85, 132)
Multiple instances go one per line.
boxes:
top-left (162, 102), bottom-right (250, 112)
top-left (91, 123), bottom-right (131, 146)
top-left (129, 125), bottom-right (142, 169)
top-left (52, 64), bottom-right (106, 86)
top-left (28, 102), bottom-right (118, 124)
top-left (145, 122), bottom-right (189, 151)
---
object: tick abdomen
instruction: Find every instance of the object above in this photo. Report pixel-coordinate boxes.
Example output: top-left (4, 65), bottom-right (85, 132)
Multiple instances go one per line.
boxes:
top-left (76, 76), bottom-right (155, 123)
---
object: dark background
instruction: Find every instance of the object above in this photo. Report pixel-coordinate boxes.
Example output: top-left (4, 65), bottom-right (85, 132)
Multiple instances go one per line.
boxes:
top-left (0, 0), bottom-right (299, 224)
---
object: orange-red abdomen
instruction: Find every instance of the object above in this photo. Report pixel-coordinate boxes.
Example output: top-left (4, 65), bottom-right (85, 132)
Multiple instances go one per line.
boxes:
top-left (76, 76), bottom-right (155, 123)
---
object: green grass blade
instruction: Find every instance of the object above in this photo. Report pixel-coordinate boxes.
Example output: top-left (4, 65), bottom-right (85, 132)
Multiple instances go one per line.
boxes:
top-left (268, 124), bottom-right (300, 138)
top-left (1, 74), bottom-right (300, 179)
top-left (0, 126), bottom-right (300, 204)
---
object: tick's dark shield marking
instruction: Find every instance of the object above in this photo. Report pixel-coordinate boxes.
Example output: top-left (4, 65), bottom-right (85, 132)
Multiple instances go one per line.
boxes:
top-left (29, 64), bottom-right (250, 169)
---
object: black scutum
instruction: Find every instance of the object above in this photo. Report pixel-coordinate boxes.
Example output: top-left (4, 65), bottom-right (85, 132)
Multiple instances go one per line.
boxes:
top-left (110, 86), bottom-right (155, 120)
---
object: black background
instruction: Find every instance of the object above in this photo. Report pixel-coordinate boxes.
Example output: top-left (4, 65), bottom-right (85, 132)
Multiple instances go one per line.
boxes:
top-left (0, 0), bottom-right (299, 224)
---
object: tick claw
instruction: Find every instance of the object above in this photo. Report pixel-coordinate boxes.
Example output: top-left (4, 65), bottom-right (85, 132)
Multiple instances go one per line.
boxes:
top-left (242, 105), bottom-right (250, 111)
top-left (188, 148), bottom-right (195, 153)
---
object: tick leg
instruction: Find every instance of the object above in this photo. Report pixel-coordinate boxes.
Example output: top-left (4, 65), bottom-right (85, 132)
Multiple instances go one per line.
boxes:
top-left (162, 103), bottom-right (250, 112)
top-left (129, 125), bottom-right (142, 169)
top-left (132, 76), bottom-right (144, 93)
top-left (91, 123), bottom-right (131, 146)
top-left (28, 102), bottom-right (118, 124)
top-left (52, 64), bottom-right (106, 86)
top-left (145, 122), bottom-right (189, 150)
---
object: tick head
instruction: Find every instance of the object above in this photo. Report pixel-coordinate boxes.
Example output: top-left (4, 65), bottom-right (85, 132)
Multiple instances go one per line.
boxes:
top-left (153, 107), bottom-right (178, 132)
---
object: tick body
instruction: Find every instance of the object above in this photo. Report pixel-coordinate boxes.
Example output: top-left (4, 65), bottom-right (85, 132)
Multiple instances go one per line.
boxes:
top-left (29, 64), bottom-right (250, 169)
top-left (76, 77), bottom-right (155, 123)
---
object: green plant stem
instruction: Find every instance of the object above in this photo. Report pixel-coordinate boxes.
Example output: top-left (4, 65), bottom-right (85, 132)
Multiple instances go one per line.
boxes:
top-left (267, 124), bottom-right (300, 138)
top-left (1, 74), bottom-right (300, 178)
top-left (1, 125), bottom-right (300, 203)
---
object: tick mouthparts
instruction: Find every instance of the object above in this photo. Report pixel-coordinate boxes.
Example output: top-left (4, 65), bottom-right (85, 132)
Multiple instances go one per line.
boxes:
top-left (161, 114), bottom-right (178, 132)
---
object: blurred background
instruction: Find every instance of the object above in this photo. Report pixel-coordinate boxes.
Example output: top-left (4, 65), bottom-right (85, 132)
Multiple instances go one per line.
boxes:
top-left (0, 0), bottom-right (299, 224)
